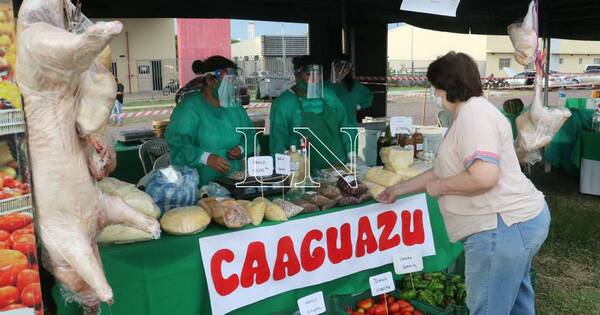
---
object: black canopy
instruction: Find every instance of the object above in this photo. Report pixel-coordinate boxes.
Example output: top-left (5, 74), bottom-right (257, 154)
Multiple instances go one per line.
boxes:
top-left (12, 0), bottom-right (600, 40)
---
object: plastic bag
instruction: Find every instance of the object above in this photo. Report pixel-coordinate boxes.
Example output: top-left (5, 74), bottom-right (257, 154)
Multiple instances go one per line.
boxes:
top-left (146, 166), bottom-right (199, 213)
top-left (507, 1), bottom-right (538, 66)
top-left (160, 206), bottom-right (211, 235)
top-left (199, 182), bottom-right (231, 198)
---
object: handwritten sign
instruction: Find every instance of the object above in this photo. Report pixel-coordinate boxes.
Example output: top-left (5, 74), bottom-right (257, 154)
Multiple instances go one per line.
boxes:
top-left (369, 272), bottom-right (395, 296)
top-left (248, 156), bottom-right (274, 177)
top-left (390, 116), bottom-right (413, 136)
top-left (275, 154), bottom-right (291, 175)
top-left (297, 291), bottom-right (326, 315)
top-left (393, 250), bottom-right (424, 275)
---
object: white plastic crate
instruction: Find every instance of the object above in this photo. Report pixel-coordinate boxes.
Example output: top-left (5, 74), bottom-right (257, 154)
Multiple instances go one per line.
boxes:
top-left (0, 109), bottom-right (25, 136)
top-left (0, 194), bottom-right (33, 215)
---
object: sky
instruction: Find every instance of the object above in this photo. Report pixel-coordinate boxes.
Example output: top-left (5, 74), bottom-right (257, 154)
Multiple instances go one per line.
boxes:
top-left (231, 20), bottom-right (308, 40)
top-left (230, 20), bottom-right (404, 40)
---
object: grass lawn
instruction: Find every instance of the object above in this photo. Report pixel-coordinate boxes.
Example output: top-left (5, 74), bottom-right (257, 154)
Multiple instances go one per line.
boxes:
top-left (529, 166), bottom-right (600, 314)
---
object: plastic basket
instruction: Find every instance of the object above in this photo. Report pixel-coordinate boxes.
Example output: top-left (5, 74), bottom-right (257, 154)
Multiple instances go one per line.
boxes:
top-left (453, 305), bottom-right (469, 315)
top-left (0, 194), bottom-right (33, 215)
top-left (331, 290), bottom-right (452, 315)
top-left (0, 110), bottom-right (25, 137)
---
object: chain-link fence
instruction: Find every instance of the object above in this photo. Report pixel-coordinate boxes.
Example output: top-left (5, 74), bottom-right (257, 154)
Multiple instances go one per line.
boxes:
top-left (387, 59), bottom-right (487, 78)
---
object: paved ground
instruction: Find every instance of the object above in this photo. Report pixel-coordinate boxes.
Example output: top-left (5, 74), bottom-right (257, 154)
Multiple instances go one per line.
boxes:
top-left (109, 88), bottom-right (595, 140)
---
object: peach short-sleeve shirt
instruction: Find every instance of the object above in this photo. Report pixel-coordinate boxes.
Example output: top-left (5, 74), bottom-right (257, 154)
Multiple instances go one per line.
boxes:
top-left (433, 97), bottom-right (545, 242)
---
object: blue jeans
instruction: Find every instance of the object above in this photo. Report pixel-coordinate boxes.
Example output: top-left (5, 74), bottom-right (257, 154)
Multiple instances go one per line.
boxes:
top-left (112, 100), bottom-right (123, 124)
top-left (462, 204), bottom-right (550, 315)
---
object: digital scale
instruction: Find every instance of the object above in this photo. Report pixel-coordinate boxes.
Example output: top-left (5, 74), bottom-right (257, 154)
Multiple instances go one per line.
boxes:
top-left (216, 175), bottom-right (289, 200)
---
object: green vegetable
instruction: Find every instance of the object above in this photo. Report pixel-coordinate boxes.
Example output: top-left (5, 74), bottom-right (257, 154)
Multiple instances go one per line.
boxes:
top-left (426, 279), bottom-right (444, 291)
top-left (417, 290), bottom-right (437, 305)
top-left (414, 280), bottom-right (429, 289)
top-left (398, 289), bottom-right (417, 300)
top-left (434, 290), bottom-right (444, 306)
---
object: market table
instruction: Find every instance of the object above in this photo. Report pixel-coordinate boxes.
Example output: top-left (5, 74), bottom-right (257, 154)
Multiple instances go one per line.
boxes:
top-left (52, 195), bottom-right (463, 315)
top-left (543, 99), bottom-right (595, 175)
top-left (572, 130), bottom-right (600, 195)
top-left (111, 142), bottom-right (146, 184)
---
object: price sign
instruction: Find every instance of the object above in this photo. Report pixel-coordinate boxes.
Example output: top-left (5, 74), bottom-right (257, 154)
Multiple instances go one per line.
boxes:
top-left (390, 116), bottom-right (413, 136)
top-left (297, 291), bottom-right (326, 315)
top-left (393, 250), bottom-right (424, 275)
top-left (369, 272), bottom-right (395, 296)
top-left (248, 156), bottom-right (274, 177)
top-left (275, 154), bottom-right (291, 175)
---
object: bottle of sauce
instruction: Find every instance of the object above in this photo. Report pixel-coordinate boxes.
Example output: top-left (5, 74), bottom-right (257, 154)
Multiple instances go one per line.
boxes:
top-left (412, 128), bottom-right (424, 158)
top-left (288, 145), bottom-right (304, 192)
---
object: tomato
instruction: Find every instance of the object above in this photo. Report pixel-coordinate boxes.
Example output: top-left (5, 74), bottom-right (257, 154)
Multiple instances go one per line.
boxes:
top-left (401, 305), bottom-right (415, 313)
top-left (0, 303), bottom-right (24, 310)
top-left (21, 283), bottom-right (40, 307)
top-left (389, 301), bottom-right (401, 312)
top-left (0, 231), bottom-right (10, 242)
top-left (401, 312), bottom-right (413, 315)
top-left (2, 178), bottom-right (16, 189)
top-left (0, 242), bottom-right (10, 250)
top-left (392, 312), bottom-right (403, 315)
top-left (21, 224), bottom-right (34, 234)
top-left (10, 229), bottom-right (33, 244)
top-left (0, 215), bottom-right (33, 232)
top-left (397, 300), bottom-right (411, 309)
top-left (387, 296), bottom-right (395, 304)
top-left (16, 269), bottom-right (38, 291)
top-left (0, 286), bottom-right (20, 307)
top-left (12, 234), bottom-right (36, 256)
top-left (0, 262), bottom-right (29, 287)
top-left (373, 304), bottom-right (387, 315)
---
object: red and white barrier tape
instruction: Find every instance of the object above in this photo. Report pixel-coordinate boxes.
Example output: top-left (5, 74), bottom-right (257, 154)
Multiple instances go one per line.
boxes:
top-left (110, 103), bottom-right (272, 119)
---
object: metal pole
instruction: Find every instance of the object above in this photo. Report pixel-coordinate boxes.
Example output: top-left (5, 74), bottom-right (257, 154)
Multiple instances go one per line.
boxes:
top-left (282, 24), bottom-right (286, 75)
top-left (543, 37), bottom-right (550, 106)
top-left (411, 26), bottom-right (415, 76)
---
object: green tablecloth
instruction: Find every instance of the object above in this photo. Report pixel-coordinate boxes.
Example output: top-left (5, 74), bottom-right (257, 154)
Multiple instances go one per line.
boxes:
top-left (52, 195), bottom-right (463, 315)
top-left (111, 142), bottom-right (146, 184)
top-left (571, 130), bottom-right (600, 169)
top-left (500, 110), bottom-right (520, 140)
top-left (543, 104), bottom-right (595, 175)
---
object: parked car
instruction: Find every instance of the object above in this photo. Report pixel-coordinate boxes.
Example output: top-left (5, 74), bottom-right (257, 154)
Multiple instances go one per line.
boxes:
top-left (584, 64), bottom-right (600, 72)
top-left (504, 71), bottom-right (568, 87)
top-left (570, 69), bottom-right (600, 85)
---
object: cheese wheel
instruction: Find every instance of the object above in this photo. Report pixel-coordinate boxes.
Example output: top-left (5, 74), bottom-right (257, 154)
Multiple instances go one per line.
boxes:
top-left (365, 167), bottom-right (402, 187)
top-left (160, 206), bottom-right (211, 235)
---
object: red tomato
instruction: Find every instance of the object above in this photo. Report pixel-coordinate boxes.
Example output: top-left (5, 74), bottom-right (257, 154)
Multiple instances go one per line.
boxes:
top-left (21, 283), bottom-right (40, 307)
top-left (0, 242), bottom-right (10, 250)
top-left (389, 301), bottom-right (401, 312)
top-left (387, 296), bottom-right (395, 304)
top-left (12, 234), bottom-right (36, 256)
top-left (1, 303), bottom-right (25, 310)
top-left (401, 305), bottom-right (415, 313)
top-left (0, 263), bottom-right (29, 287)
top-left (21, 224), bottom-right (34, 234)
top-left (373, 305), bottom-right (387, 315)
top-left (392, 312), bottom-right (403, 315)
top-left (0, 231), bottom-right (10, 242)
top-left (0, 215), bottom-right (33, 232)
top-left (16, 270), bottom-right (39, 291)
top-left (402, 312), bottom-right (413, 315)
top-left (0, 286), bottom-right (20, 307)
top-left (10, 229), bottom-right (33, 244)
top-left (397, 300), bottom-right (411, 309)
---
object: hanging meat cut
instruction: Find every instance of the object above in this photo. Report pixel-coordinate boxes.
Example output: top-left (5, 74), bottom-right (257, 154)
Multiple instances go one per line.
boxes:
top-left (16, 0), bottom-right (160, 312)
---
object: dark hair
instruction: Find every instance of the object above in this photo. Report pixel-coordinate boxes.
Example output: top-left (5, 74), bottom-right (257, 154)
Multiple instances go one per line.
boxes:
top-left (194, 56), bottom-right (236, 74)
top-left (192, 60), bottom-right (204, 75)
top-left (292, 55), bottom-right (319, 72)
top-left (426, 52), bottom-right (483, 103)
top-left (333, 53), bottom-right (354, 91)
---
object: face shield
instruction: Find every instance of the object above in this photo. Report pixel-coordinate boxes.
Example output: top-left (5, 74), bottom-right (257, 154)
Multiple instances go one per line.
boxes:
top-left (306, 64), bottom-right (324, 99)
top-left (204, 67), bottom-right (249, 107)
top-left (331, 60), bottom-right (352, 83)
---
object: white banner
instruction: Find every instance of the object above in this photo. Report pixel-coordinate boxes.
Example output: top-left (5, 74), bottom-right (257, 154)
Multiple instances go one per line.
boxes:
top-left (199, 194), bottom-right (436, 315)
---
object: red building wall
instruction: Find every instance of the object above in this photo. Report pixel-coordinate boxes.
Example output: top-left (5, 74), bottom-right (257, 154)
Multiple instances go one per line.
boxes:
top-left (177, 19), bottom-right (231, 85)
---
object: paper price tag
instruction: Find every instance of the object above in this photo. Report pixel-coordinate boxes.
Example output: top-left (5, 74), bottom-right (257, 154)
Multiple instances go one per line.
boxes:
top-left (275, 154), bottom-right (291, 175)
top-left (586, 98), bottom-right (600, 110)
top-left (393, 251), bottom-right (424, 275)
top-left (297, 291), bottom-right (326, 315)
top-left (248, 156), bottom-right (274, 177)
top-left (390, 116), bottom-right (413, 136)
top-left (369, 272), bottom-right (395, 296)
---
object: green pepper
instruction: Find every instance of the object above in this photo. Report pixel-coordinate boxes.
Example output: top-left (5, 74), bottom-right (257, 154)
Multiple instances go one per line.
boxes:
top-left (417, 290), bottom-right (437, 305)
top-left (426, 279), bottom-right (444, 291)
top-left (429, 272), bottom-right (443, 278)
top-left (439, 274), bottom-right (447, 282)
top-left (455, 286), bottom-right (467, 305)
top-left (444, 283), bottom-right (455, 297)
top-left (423, 273), bottom-right (432, 281)
top-left (434, 290), bottom-right (444, 306)
top-left (452, 275), bottom-right (462, 284)
top-left (398, 289), bottom-right (417, 300)
top-left (415, 280), bottom-right (429, 289)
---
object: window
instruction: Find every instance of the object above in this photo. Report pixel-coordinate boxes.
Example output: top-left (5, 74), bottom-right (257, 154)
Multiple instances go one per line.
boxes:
top-left (499, 58), bottom-right (510, 69)
top-left (254, 55), bottom-right (259, 61)
top-left (559, 58), bottom-right (564, 65)
top-left (138, 65), bottom-right (150, 74)
top-left (110, 62), bottom-right (118, 78)
top-left (594, 58), bottom-right (600, 64)
top-left (579, 58), bottom-right (583, 64)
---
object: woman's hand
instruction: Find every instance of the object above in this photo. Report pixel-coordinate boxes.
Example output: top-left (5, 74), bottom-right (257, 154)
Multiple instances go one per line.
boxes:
top-left (207, 154), bottom-right (230, 174)
top-left (376, 186), bottom-right (399, 204)
top-left (228, 147), bottom-right (242, 160)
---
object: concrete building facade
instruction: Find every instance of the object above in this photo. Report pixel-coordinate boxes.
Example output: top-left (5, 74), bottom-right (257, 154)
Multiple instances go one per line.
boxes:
top-left (388, 24), bottom-right (600, 77)
top-left (231, 35), bottom-right (308, 76)
top-left (95, 19), bottom-right (178, 94)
